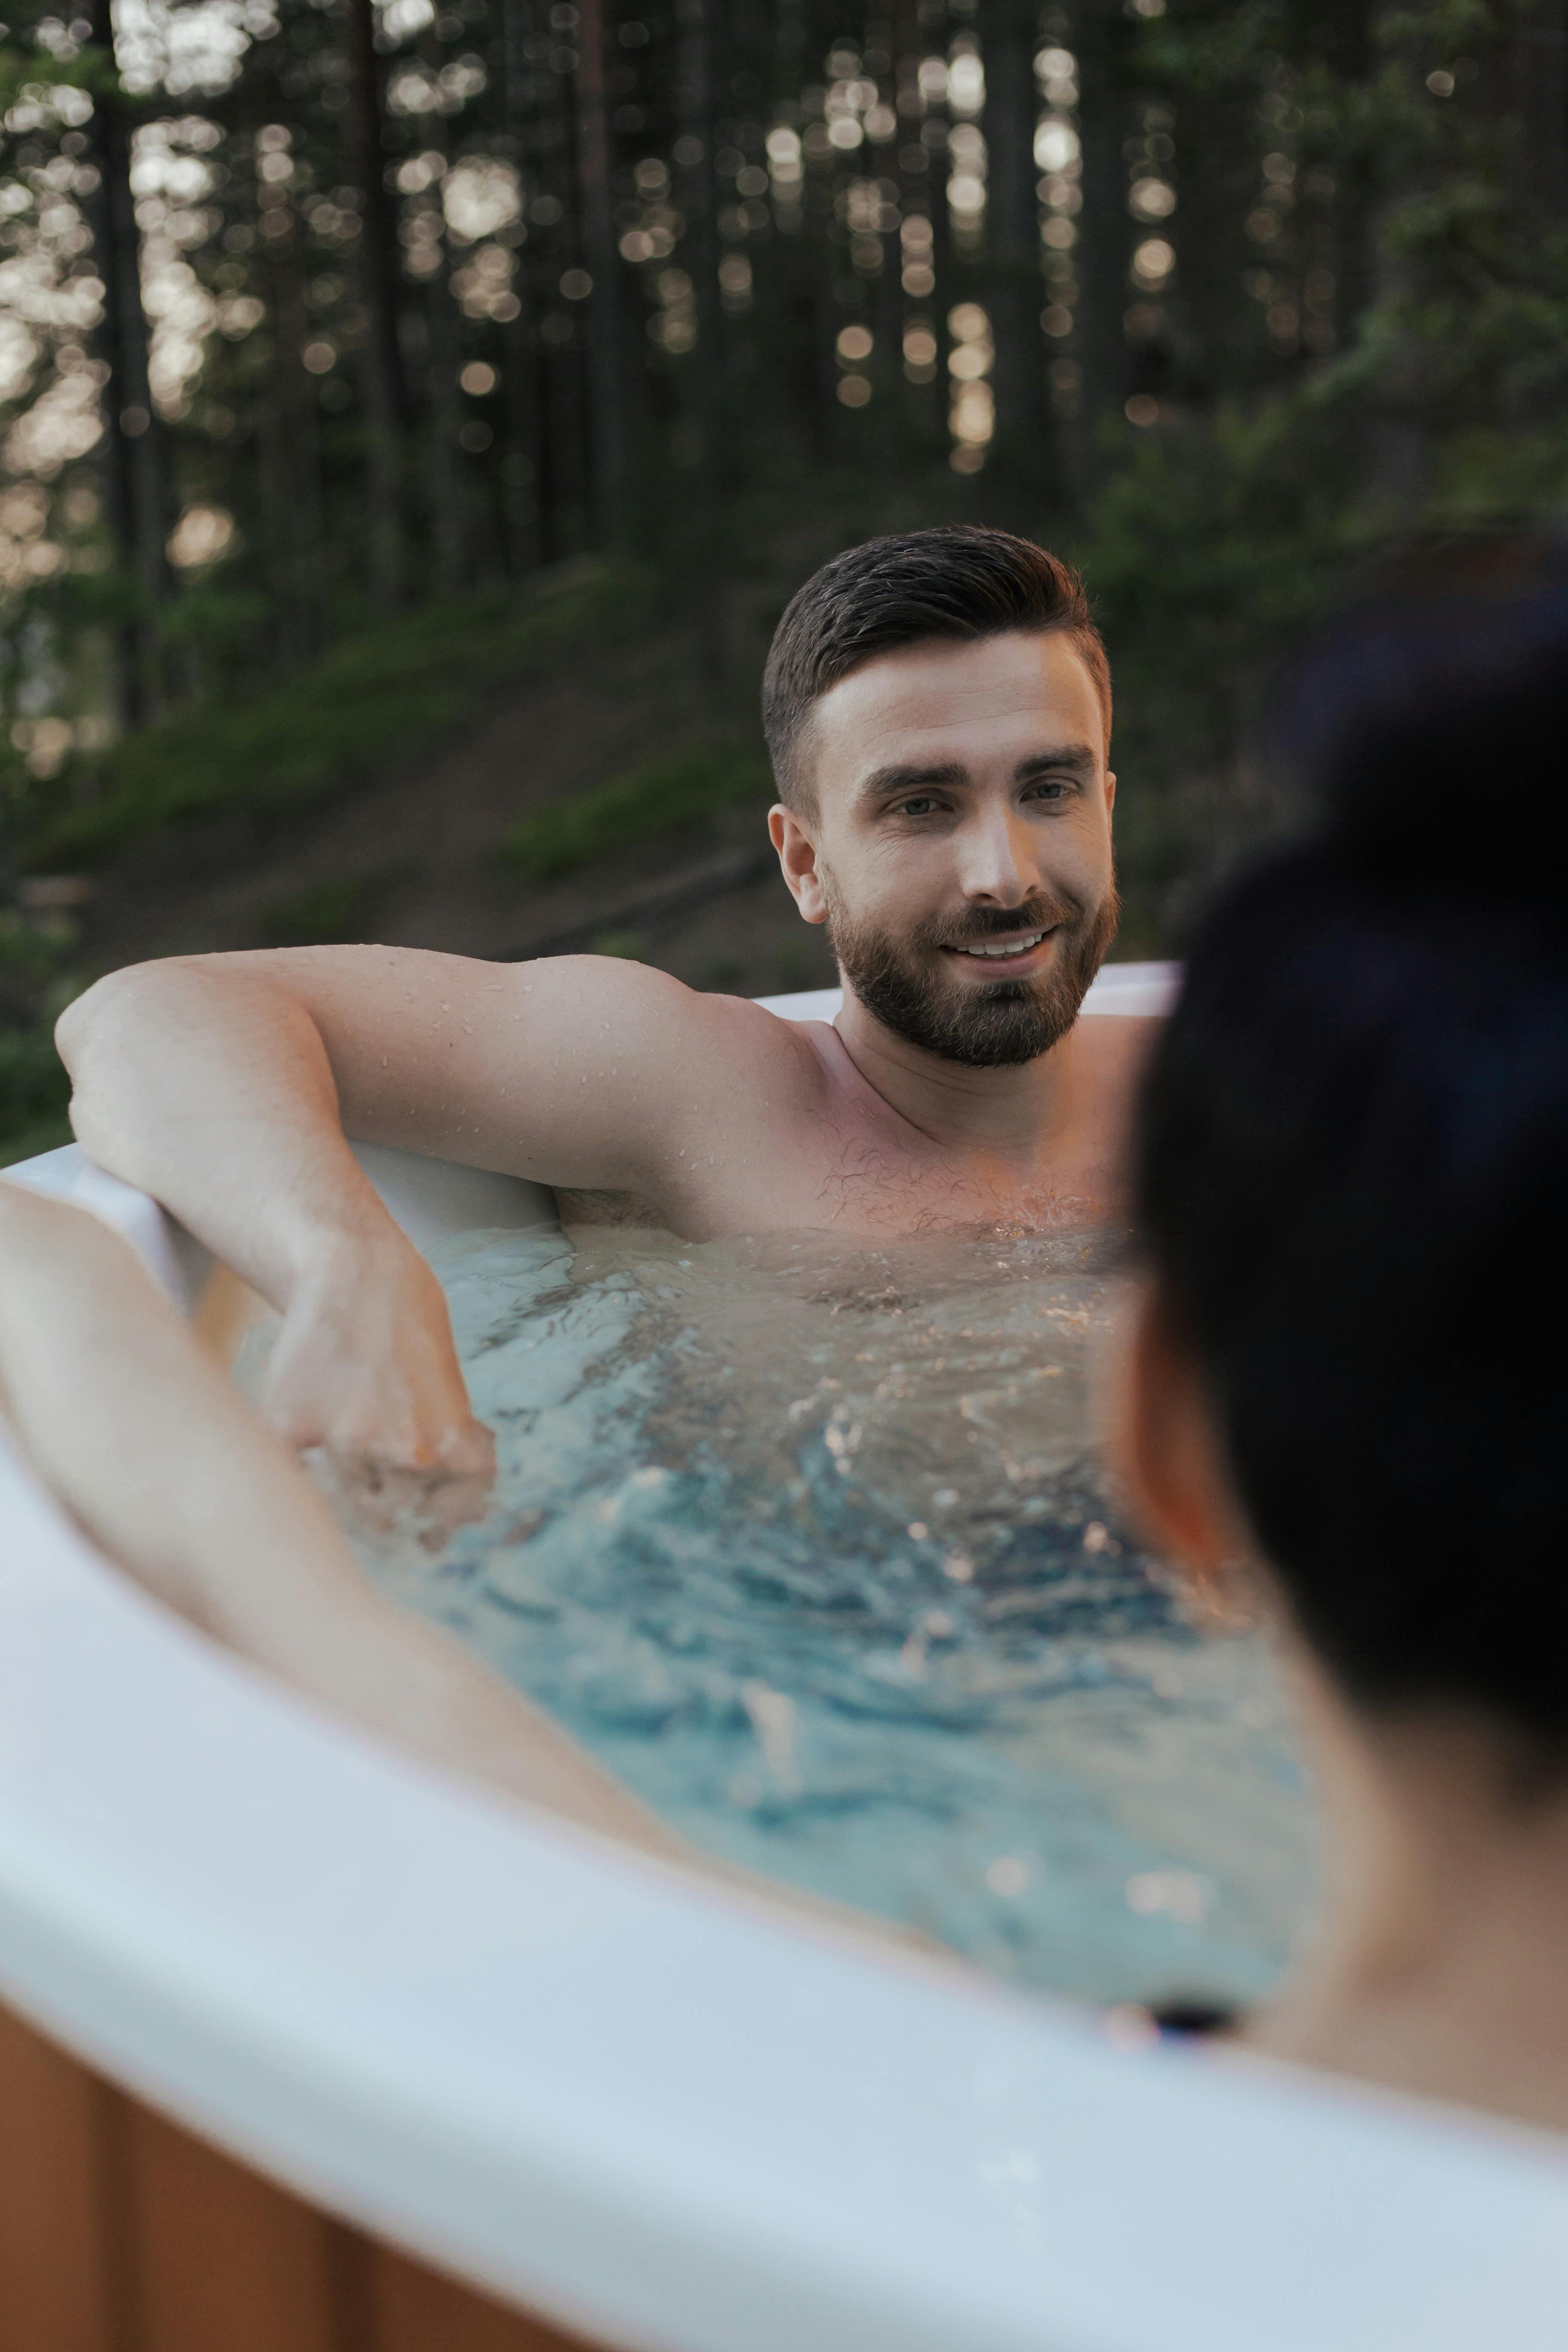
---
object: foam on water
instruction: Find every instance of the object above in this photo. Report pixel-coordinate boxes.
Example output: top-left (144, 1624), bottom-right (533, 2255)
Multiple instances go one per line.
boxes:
top-left (354, 1223), bottom-right (1320, 2009)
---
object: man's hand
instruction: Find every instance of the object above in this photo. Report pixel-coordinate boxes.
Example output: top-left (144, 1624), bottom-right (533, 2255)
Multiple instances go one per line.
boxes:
top-left (57, 953), bottom-right (507, 1496)
top-left (264, 1232), bottom-right (496, 1517)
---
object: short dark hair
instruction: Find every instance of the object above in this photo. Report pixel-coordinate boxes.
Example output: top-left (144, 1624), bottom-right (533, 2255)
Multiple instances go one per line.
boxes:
top-left (1132, 535), bottom-right (1568, 1772)
top-left (762, 526), bottom-right (1112, 812)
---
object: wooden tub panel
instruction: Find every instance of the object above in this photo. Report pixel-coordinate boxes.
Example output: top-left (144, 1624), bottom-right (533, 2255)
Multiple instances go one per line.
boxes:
top-left (0, 2004), bottom-right (600, 2352)
top-left (0, 2005), bottom-right (117, 2352)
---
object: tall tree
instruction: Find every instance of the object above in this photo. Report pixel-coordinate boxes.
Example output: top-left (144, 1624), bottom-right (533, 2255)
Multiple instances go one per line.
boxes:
top-left (1071, 0), bottom-right (1138, 491)
top-left (676, 0), bottom-right (721, 473)
top-left (986, 0), bottom-right (1054, 487)
top-left (82, 0), bottom-right (170, 722)
top-left (574, 0), bottom-right (625, 540)
top-left (499, 0), bottom-right (547, 572)
top-left (417, 28), bottom-right (472, 597)
top-left (343, 0), bottom-right (409, 605)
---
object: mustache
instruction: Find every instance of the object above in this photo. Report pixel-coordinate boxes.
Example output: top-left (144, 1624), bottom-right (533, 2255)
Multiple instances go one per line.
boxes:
top-left (913, 891), bottom-right (1085, 950)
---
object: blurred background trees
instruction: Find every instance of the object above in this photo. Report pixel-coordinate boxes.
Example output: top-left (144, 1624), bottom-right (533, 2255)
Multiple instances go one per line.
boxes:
top-left (1, 0), bottom-right (1565, 1154)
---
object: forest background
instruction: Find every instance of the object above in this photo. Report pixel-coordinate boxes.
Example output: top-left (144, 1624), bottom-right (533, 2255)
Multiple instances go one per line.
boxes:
top-left (0, 0), bottom-right (1565, 1160)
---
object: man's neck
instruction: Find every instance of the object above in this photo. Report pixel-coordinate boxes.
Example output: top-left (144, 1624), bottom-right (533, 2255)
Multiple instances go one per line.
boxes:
top-left (832, 989), bottom-right (1084, 1158)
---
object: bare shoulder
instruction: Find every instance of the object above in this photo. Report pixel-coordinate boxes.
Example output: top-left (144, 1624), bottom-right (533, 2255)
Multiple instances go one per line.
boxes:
top-left (507, 958), bottom-right (821, 1089)
top-left (371, 952), bottom-right (827, 1188)
top-left (548, 986), bottom-right (834, 1231)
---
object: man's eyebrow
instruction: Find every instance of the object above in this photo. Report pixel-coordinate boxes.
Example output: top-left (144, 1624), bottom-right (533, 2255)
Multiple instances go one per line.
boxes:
top-left (855, 759), bottom-right (969, 804)
top-left (1014, 742), bottom-right (1098, 779)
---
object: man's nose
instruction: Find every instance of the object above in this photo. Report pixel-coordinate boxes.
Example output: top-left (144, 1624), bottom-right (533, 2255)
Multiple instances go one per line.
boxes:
top-left (956, 802), bottom-right (1039, 905)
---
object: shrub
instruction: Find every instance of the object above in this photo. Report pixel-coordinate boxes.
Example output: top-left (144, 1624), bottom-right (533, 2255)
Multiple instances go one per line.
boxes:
top-left (504, 739), bottom-right (771, 880)
top-left (21, 561), bottom-right (651, 870)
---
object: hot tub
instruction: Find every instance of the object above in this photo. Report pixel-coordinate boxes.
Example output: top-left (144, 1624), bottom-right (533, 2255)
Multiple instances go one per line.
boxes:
top-left (2, 968), bottom-right (1566, 2350)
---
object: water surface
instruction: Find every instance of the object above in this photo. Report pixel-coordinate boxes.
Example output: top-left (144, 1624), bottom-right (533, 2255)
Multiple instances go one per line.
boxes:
top-left (354, 1222), bottom-right (1319, 2008)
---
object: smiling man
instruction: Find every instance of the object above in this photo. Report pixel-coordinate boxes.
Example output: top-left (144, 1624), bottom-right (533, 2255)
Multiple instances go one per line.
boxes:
top-left (58, 527), bottom-right (1154, 1476)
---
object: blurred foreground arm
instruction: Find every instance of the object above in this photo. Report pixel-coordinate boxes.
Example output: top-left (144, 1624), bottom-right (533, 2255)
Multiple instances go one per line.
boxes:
top-left (0, 1181), bottom-right (680, 1860)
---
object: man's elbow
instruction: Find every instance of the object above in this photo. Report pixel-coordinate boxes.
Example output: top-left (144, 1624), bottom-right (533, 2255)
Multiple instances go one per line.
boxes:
top-left (55, 968), bottom-right (134, 1078)
top-left (55, 972), bottom-right (111, 1072)
top-left (55, 959), bottom-right (195, 1076)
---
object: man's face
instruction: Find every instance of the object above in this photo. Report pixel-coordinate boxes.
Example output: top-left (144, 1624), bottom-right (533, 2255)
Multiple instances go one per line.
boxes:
top-left (772, 630), bottom-right (1118, 1066)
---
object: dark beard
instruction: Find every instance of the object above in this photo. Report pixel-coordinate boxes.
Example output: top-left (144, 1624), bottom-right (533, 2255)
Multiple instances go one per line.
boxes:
top-left (826, 879), bottom-right (1120, 1067)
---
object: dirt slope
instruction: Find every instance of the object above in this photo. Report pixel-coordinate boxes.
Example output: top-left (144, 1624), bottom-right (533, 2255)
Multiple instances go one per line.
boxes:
top-left (77, 600), bottom-right (839, 1002)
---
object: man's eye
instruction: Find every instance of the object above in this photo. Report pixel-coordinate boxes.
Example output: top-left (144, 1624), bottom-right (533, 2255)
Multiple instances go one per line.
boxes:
top-left (1024, 779), bottom-right (1070, 803)
top-left (894, 796), bottom-right (938, 816)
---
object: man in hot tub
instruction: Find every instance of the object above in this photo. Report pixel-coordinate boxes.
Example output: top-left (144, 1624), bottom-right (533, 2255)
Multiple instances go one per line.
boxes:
top-left (58, 527), bottom-right (1145, 1488)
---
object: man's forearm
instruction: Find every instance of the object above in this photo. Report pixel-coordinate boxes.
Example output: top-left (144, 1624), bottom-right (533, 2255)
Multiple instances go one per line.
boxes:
top-left (58, 961), bottom-right (407, 1311)
top-left (58, 959), bottom-right (492, 1473)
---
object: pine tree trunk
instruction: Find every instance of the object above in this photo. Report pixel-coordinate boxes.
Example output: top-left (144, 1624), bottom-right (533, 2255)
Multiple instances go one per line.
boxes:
top-left (416, 60), bottom-right (471, 596)
top-left (1171, 74), bottom-right (1256, 410)
top-left (499, 0), bottom-right (545, 574)
top-left (1505, 1), bottom-right (1568, 221)
top-left (1363, 5), bottom-right (1428, 511)
top-left (532, 51), bottom-right (579, 554)
top-left (259, 195), bottom-right (330, 667)
top-left (677, 0), bottom-right (721, 466)
top-left (573, 0), bottom-right (625, 542)
top-left (343, 0), bottom-right (408, 606)
top-left (83, 0), bottom-right (170, 724)
top-left (985, 1), bottom-right (1054, 490)
top-left (1069, 0), bottom-right (1137, 496)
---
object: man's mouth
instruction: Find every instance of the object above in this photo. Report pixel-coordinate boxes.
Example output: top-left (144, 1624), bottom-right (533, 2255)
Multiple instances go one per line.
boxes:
top-left (942, 927), bottom-right (1054, 964)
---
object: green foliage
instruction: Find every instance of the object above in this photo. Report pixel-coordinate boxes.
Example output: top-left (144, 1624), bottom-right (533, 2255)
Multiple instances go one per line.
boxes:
top-left (0, 913), bottom-right (77, 1167)
top-left (1076, 397), bottom-right (1360, 757)
top-left (0, 38), bottom-right (115, 113)
top-left (3, 0), bottom-right (1566, 1026)
top-left (503, 739), bottom-right (771, 881)
top-left (589, 928), bottom-right (649, 959)
top-left (257, 872), bottom-right (391, 949)
top-left (0, 1025), bottom-right (72, 1166)
top-left (1066, 381), bottom-right (1568, 941)
top-left (1040, 0), bottom-right (1568, 941)
top-left (20, 561), bottom-right (652, 870)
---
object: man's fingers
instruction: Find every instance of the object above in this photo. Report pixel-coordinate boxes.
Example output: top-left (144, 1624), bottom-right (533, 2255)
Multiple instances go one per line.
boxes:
top-left (437, 1416), bottom-right (497, 1480)
top-left (307, 1446), bottom-right (496, 1545)
top-left (411, 1461), bottom-right (496, 1547)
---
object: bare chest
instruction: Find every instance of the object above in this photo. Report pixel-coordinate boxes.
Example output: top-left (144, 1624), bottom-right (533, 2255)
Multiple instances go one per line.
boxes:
top-left (556, 1117), bottom-right (1121, 1242)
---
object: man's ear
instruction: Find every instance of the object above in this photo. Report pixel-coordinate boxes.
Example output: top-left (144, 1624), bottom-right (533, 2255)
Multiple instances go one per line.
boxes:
top-left (1098, 1273), bottom-right (1250, 1591)
top-left (1104, 768), bottom-right (1116, 819)
top-left (769, 804), bottom-right (829, 926)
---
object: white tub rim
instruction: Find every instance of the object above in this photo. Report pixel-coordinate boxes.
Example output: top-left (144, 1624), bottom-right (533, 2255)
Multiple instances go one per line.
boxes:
top-left (1, 964), bottom-right (1566, 2352)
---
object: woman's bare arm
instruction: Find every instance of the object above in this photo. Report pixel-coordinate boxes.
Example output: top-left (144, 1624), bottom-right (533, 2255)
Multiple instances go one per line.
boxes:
top-left (0, 1181), bottom-right (682, 1856)
top-left (0, 1182), bottom-right (941, 1962)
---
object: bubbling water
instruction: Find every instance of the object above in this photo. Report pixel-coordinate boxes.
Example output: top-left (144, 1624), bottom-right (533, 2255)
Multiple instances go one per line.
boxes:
top-left (351, 1222), bottom-right (1318, 2008)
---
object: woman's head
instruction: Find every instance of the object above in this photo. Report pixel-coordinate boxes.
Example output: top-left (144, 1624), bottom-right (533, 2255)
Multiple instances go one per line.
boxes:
top-left (1119, 536), bottom-right (1568, 1777)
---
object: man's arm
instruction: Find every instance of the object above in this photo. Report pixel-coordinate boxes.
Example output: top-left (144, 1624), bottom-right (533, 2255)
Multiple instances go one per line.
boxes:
top-left (0, 1182), bottom-right (682, 1856)
top-left (56, 946), bottom-right (757, 1470)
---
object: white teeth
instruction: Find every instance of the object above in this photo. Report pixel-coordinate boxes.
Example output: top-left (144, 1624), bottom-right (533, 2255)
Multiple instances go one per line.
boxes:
top-left (951, 931), bottom-right (1044, 959)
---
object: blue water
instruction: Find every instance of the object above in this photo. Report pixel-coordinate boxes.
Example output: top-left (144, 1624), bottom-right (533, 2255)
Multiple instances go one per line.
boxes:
top-left (353, 1222), bottom-right (1318, 2008)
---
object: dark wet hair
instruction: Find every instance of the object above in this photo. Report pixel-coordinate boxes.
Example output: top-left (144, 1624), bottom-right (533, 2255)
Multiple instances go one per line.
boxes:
top-left (1133, 535), bottom-right (1568, 1762)
top-left (762, 526), bottom-right (1110, 812)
